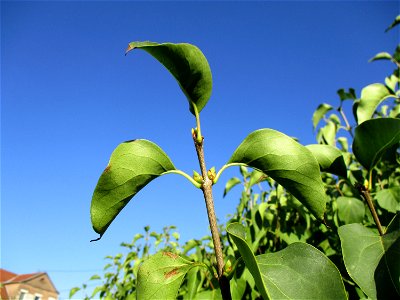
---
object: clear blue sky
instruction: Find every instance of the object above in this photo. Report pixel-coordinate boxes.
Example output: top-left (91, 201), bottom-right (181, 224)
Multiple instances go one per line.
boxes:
top-left (2, 1), bottom-right (398, 299)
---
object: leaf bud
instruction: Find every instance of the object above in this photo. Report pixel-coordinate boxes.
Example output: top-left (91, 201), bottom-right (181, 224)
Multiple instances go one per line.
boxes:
top-left (193, 170), bottom-right (203, 184)
top-left (207, 167), bottom-right (216, 181)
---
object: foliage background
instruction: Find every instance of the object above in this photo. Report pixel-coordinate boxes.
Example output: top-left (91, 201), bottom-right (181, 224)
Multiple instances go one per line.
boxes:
top-left (2, 1), bottom-right (398, 299)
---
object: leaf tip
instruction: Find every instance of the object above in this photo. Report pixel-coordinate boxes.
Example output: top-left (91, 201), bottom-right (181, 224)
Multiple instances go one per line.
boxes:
top-left (125, 43), bottom-right (135, 55)
top-left (90, 234), bottom-right (102, 242)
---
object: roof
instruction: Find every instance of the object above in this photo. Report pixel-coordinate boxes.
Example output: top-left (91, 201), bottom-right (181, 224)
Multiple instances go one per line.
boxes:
top-left (0, 269), bottom-right (43, 284)
top-left (0, 268), bottom-right (59, 297)
top-left (0, 269), bottom-right (17, 282)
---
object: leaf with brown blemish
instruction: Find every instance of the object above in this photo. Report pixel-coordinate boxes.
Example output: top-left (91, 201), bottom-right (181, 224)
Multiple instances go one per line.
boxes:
top-left (164, 268), bottom-right (179, 279)
top-left (137, 251), bottom-right (206, 300)
top-left (91, 139), bottom-right (176, 238)
top-left (163, 252), bottom-right (178, 259)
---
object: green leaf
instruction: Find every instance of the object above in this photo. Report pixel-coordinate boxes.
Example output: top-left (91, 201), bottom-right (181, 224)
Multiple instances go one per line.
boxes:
top-left (185, 267), bottom-right (201, 299)
top-left (385, 15), bottom-right (400, 32)
top-left (306, 144), bottom-right (347, 178)
top-left (227, 223), bottom-right (269, 299)
top-left (89, 274), bottom-right (102, 281)
top-left (312, 103), bottom-right (333, 129)
top-left (320, 121), bottom-right (337, 146)
top-left (227, 223), bottom-right (347, 300)
top-left (91, 140), bottom-right (176, 237)
top-left (126, 41), bottom-right (212, 115)
top-left (194, 289), bottom-right (222, 300)
top-left (69, 287), bottom-right (80, 299)
top-left (338, 214), bottom-right (400, 299)
top-left (137, 251), bottom-right (206, 300)
top-left (336, 197), bottom-right (365, 224)
top-left (337, 88), bottom-right (356, 101)
top-left (376, 187), bottom-right (400, 213)
top-left (228, 129), bottom-right (327, 220)
top-left (223, 177), bottom-right (241, 197)
top-left (369, 52), bottom-right (393, 62)
top-left (248, 170), bottom-right (265, 187)
top-left (352, 118), bottom-right (400, 170)
top-left (385, 74), bottom-right (399, 94)
top-left (357, 83), bottom-right (394, 124)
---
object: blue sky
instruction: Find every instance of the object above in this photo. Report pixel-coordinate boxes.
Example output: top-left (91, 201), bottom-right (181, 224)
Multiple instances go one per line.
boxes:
top-left (2, 1), bottom-right (398, 299)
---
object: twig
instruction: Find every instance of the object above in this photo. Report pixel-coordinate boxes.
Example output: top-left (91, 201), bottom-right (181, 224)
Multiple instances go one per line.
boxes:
top-left (193, 134), bottom-right (232, 300)
top-left (355, 183), bottom-right (384, 236)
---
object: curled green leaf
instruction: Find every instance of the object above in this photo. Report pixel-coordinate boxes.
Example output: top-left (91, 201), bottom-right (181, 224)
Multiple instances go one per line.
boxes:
top-left (126, 41), bottom-right (212, 115)
top-left (337, 88), bottom-right (356, 102)
top-left (91, 140), bottom-right (176, 237)
top-left (223, 177), bottom-right (241, 197)
top-left (306, 144), bottom-right (347, 178)
top-left (357, 83), bottom-right (395, 124)
top-left (312, 103), bottom-right (333, 130)
top-left (369, 52), bottom-right (393, 63)
top-left (353, 118), bottom-right (400, 170)
top-left (228, 129), bottom-right (327, 220)
top-left (385, 15), bottom-right (400, 32)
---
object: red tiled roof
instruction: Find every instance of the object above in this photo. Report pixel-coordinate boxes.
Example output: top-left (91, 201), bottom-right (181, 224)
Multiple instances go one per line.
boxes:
top-left (0, 269), bottom-right (45, 299)
top-left (0, 269), bottom-right (17, 282)
top-left (0, 269), bottom-right (43, 284)
top-left (0, 268), bottom-right (59, 296)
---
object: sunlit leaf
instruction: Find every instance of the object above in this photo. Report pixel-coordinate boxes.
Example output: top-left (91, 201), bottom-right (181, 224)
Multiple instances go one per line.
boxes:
top-left (336, 197), bottom-right (365, 224)
top-left (306, 144), bottom-right (347, 178)
top-left (194, 289), bottom-right (222, 300)
top-left (137, 251), bottom-right (206, 300)
top-left (353, 118), bottom-right (400, 170)
top-left (228, 129), bottom-right (326, 220)
top-left (385, 15), bottom-right (400, 32)
top-left (126, 41), bottom-right (212, 115)
top-left (227, 223), bottom-right (347, 300)
top-left (369, 52), bottom-right (393, 62)
top-left (375, 187), bottom-right (400, 213)
top-left (248, 170), bottom-right (266, 187)
top-left (338, 214), bottom-right (400, 299)
top-left (337, 88), bottom-right (356, 101)
top-left (223, 177), bottom-right (241, 197)
top-left (385, 74), bottom-right (399, 94)
top-left (357, 83), bottom-right (395, 124)
top-left (320, 121), bottom-right (337, 146)
top-left (69, 287), bottom-right (80, 299)
top-left (227, 223), bottom-right (269, 299)
top-left (312, 103), bottom-right (333, 129)
top-left (91, 140), bottom-right (176, 237)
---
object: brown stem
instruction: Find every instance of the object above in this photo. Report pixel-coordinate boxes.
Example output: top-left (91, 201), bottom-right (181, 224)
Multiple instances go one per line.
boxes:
top-left (193, 135), bottom-right (231, 300)
top-left (356, 183), bottom-right (384, 236)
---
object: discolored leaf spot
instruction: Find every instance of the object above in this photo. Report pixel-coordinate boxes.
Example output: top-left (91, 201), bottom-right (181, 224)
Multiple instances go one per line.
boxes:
top-left (163, 252), bottom-right (179, 259)
top-left (165, 268), bottom-right (179, 279)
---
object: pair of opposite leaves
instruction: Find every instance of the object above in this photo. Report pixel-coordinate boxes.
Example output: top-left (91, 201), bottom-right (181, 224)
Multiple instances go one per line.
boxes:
top-left (90, 41), bottom-right (345, 238)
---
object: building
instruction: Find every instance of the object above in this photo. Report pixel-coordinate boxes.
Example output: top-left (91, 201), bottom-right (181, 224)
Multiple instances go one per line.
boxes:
top-left (0, 269), bottom-right (58, 300)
